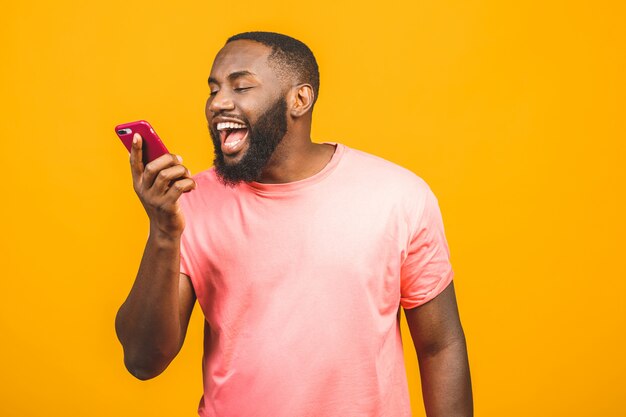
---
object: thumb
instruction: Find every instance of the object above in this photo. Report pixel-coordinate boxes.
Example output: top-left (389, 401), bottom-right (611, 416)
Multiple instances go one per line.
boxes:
top-left (129, 133), bottom-right (144, 181)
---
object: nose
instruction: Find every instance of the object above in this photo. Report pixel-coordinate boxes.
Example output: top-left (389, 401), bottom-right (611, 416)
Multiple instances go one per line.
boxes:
top-left (207, 90), bottom-right (235, 114)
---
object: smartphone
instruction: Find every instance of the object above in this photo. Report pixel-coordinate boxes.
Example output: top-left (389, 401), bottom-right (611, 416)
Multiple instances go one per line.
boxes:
top-left (115, 120), bottom-right (169, 165)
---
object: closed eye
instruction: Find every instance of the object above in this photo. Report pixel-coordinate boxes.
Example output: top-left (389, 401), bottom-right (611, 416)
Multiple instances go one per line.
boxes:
top-left (234, 87), bottom-right (252, 93)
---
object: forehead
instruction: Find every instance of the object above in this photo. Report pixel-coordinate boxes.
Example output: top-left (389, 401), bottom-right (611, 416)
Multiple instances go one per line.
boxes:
top-left (210, 40), bottom-right (274, 81)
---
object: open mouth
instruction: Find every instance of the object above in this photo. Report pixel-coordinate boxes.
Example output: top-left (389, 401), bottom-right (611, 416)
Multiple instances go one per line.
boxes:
top-left (217, 122), bottom-right (249, 155)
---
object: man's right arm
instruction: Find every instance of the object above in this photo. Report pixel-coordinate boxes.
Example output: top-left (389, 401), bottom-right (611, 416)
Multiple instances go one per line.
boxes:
top-left (115, 245), bottom-right (196, 380)
top-left (115, 133), bottom-right (197, 380)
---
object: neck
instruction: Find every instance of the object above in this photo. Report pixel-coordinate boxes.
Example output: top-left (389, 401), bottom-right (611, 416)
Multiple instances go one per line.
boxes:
top-left (256, 125), bottom-right (335, 184)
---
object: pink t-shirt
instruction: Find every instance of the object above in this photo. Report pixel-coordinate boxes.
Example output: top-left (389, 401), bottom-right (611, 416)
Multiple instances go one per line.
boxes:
top-left (179, 143), bottom-right (453, 417)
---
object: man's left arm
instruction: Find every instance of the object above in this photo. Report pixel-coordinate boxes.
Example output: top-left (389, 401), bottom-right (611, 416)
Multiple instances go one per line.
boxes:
top-left (404, 281), bottom-right (473, 417)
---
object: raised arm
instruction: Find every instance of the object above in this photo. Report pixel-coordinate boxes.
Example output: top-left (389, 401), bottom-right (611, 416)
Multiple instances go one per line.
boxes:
top-left (404, 281), bottom-right (473, 417)
top-left (115, 133), bottom-right (197, 380)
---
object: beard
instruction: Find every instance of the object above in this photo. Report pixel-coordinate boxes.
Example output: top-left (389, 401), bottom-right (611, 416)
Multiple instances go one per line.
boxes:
top-left (210, 96), bottom-right (288, 187)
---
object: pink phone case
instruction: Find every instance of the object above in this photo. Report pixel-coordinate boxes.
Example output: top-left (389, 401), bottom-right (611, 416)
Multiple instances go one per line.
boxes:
top-left (115, 120), bottom-right (169, 165)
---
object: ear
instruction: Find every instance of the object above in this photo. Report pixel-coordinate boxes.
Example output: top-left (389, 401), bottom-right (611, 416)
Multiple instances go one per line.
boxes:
top-left (289, 84), bottom-right (315, 117)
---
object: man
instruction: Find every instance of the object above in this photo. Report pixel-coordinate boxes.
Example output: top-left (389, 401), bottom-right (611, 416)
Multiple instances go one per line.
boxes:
top-left (115, 32), bottom-right (473, 417)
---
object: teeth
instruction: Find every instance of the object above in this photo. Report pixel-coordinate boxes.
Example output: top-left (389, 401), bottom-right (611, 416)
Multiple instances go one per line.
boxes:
top-left (225, 139), bottom-right (242, 148)
top-left (217, 122), bottom-right (246, 130)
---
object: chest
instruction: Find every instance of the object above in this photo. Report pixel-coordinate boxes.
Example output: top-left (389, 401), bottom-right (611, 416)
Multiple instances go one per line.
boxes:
top-left (190, 188), bottom-right (411, 325)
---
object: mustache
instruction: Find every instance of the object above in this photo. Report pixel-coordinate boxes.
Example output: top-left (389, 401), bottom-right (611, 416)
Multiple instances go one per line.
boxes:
top-left (215, 112), bottom-right (245, 120)
top-left (208, 112), bottom-right (249, 125)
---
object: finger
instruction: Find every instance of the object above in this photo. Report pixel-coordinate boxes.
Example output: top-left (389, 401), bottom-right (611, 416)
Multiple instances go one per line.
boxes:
top-left (152, 164), bottom-right (189, 195)
top-left (142, 153), bottom-right (184, 190)
top-left (182, 177), bottom-right (197, 193)
top-left (164, 178), bottom-right (197, 200)
top-left (129, 133), bottom-right (144, 183)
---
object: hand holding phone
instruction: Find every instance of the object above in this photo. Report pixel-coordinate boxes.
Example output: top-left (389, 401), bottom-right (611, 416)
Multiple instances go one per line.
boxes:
top-left (118, 120), bottom-right (197, 237)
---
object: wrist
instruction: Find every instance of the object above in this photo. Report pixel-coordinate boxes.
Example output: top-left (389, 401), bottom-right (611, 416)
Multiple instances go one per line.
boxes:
top-left (149, 223), bottom-right (182, 244)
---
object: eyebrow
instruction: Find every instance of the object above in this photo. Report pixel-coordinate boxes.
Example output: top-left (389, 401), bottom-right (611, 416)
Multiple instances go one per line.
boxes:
top-left (208, 70), bottom-right (257, 85)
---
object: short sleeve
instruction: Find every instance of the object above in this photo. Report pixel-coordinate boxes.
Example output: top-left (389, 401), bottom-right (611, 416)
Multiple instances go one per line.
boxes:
top-left (178, 192), bottom-right (197, 283)
top-left (400, 186), bottom-right (454, 309)
top-left (179, 231), bottom-right (193, 278)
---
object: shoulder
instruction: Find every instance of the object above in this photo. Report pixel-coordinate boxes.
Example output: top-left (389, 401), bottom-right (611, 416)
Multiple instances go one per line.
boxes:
top-left (339, 144), bottom-right (432, 197)
top-left (178, 167), bottom-right (234, 212)
top-left (189, 167), bottom-right (219, 187)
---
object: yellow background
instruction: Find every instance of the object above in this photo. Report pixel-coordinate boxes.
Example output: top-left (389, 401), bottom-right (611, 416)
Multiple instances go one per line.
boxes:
top-left (1, 0), bottom-right (624, 416)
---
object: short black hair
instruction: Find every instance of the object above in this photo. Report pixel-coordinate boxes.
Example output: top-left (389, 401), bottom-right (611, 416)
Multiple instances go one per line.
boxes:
top-left (226, 31), bottom-right (320, 106)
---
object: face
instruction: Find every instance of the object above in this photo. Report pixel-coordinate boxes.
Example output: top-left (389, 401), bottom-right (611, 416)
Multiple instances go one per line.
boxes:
top-left (206, 40), bottom-right (289, 186)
